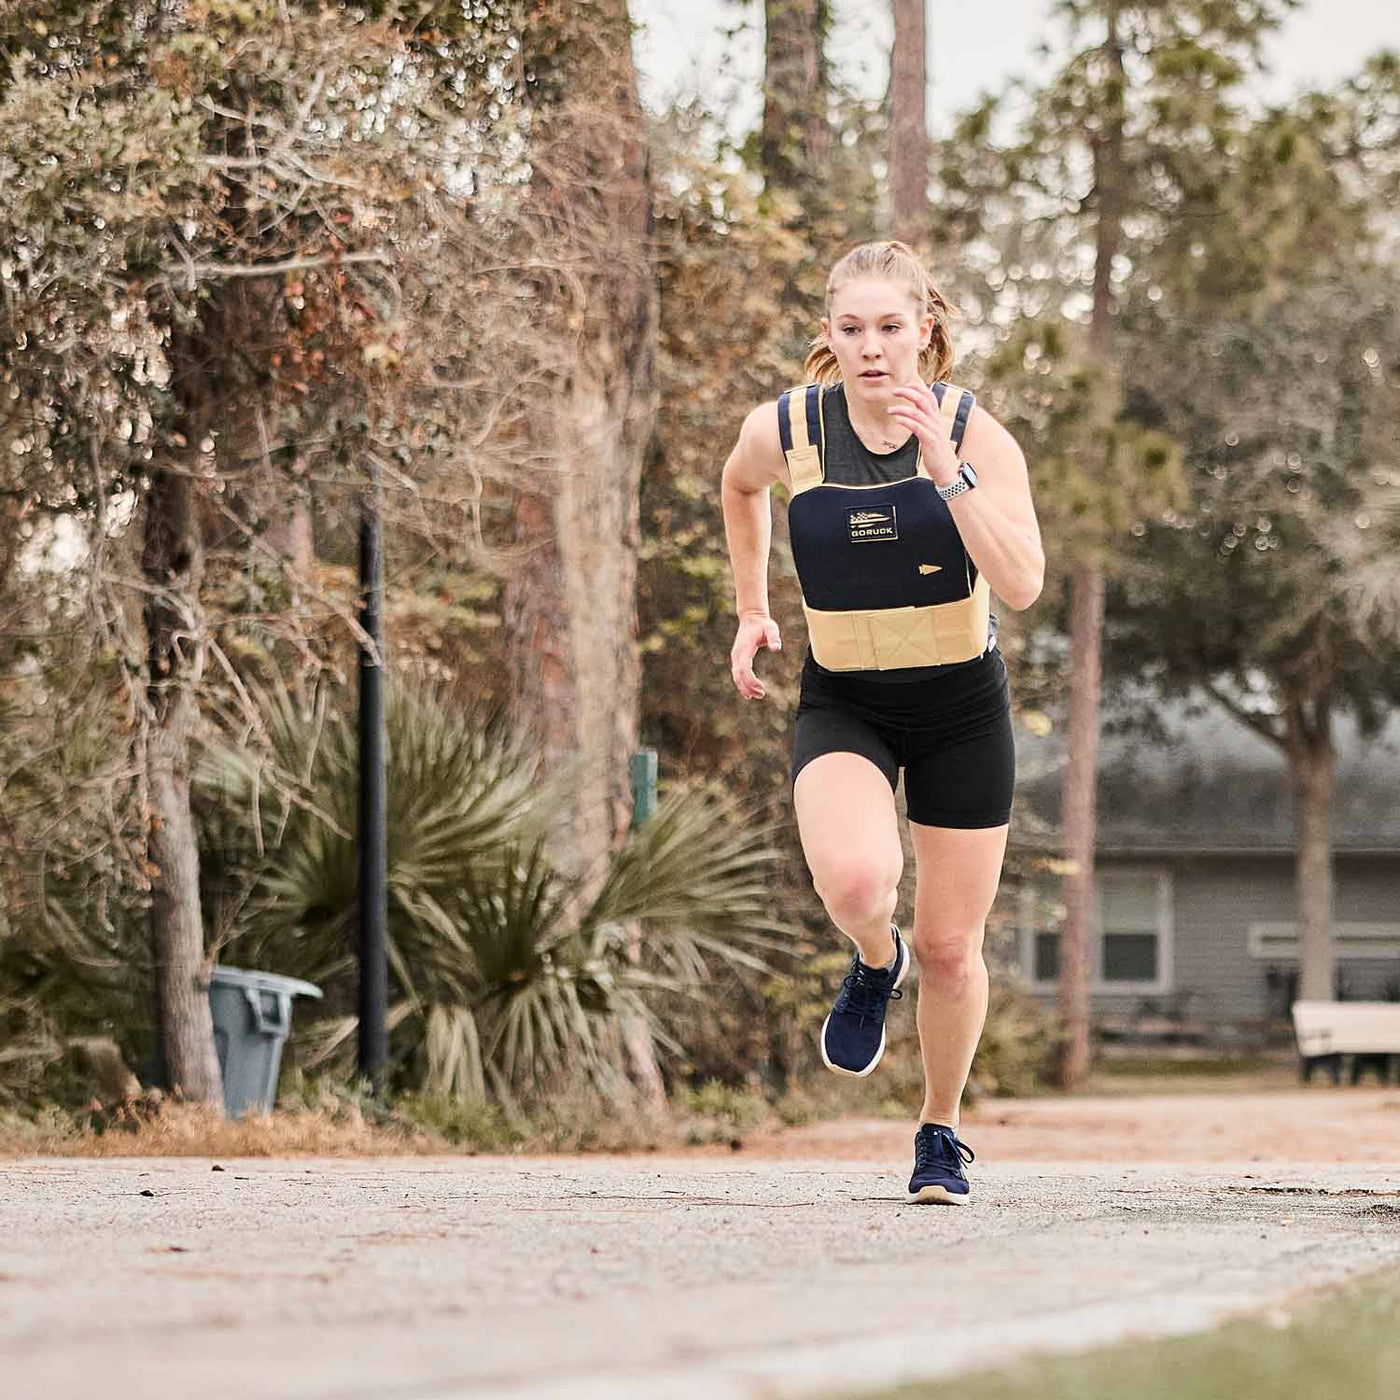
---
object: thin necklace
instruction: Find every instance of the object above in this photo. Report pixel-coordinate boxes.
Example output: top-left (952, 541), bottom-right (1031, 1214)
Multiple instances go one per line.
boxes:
top-left (845, 382), bottom-right (909, 453)
top-left (850, 410), bottom-right (908, 453)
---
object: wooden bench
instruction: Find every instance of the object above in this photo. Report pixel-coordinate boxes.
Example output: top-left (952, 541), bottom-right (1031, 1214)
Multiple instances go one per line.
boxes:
top-left (1291, 1000), bottom-right (1400, 1084)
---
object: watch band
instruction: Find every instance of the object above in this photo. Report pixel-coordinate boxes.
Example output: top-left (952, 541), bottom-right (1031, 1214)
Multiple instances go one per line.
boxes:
top-left (936, 463), bottom-right (976, 501)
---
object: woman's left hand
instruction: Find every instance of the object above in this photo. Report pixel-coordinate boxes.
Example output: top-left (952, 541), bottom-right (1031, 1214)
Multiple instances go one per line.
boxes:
top-left (887, 383), bottom-right (959, 487)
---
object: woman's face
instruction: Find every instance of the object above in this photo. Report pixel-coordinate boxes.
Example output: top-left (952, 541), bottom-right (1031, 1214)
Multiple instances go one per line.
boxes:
top-left (821, 276), bottom-right (932, 401)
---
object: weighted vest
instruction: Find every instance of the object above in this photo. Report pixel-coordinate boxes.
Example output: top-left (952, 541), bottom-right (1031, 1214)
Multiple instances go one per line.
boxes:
top-left (780, 380), bottom-right (991, 673)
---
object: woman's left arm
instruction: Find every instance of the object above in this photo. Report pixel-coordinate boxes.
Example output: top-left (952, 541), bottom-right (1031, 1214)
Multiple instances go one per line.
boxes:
top-left (888, 387), bottom-right (1045, 611)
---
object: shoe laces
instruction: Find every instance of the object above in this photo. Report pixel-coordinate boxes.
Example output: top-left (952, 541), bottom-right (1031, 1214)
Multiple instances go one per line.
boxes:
top-left (833, 956), bottom-right (903, 1025)
top-left (914, 1125), bottom-right (975, 1174)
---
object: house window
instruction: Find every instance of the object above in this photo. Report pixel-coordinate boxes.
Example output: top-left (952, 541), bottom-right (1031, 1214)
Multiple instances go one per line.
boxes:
top-left (1099, 874), bottom-right (1162, 984)
top-left (1103, 932), bottom-right (1158, 982)
top-left (1025, 868), bottom-right (1173, 994)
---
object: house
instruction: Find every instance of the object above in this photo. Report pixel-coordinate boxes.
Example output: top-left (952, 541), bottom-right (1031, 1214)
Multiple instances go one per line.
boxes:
top-left (1011, 696), bottom-right (1400, 1035)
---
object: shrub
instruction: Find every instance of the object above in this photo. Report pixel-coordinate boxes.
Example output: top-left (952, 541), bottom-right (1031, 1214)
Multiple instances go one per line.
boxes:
top-left (199, 675), bottom-right (791, 1106)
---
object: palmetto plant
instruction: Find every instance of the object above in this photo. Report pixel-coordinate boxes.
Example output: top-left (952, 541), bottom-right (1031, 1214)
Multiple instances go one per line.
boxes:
top-left (0, 683), bottom-right (159, 1104)
top-left (197, 677), bottom-right (786, 1101)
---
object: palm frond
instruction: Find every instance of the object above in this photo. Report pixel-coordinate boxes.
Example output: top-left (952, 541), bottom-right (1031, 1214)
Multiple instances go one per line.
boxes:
top-left (456, 841), bottom-right (572, 986)
top-left (422, 1003), bottom-right (487, 1101)
top-left (587, 786), bottom-right (785, 936)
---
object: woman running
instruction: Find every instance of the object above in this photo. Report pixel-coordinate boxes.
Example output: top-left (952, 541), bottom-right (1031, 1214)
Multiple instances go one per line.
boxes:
top-left (721, 240), bottom-right (1044, 1204)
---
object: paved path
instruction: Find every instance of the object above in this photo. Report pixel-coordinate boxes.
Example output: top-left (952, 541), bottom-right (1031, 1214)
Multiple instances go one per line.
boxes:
top-left (3, 1154), bottom-right (1400, 1399)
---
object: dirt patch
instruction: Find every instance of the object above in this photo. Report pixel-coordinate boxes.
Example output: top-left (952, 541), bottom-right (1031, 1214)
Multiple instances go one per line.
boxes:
top-left (6, 1076), bottom-right (1397, 1166)
top-left (713, 1087), bottom-right (1400, 1164)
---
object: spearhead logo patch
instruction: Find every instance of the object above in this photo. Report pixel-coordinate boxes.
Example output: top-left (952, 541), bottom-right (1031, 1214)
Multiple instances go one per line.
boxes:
top-left (848, 504), bottom-right (898, 543)
top-left (918, 563), bottom-right (942, 576)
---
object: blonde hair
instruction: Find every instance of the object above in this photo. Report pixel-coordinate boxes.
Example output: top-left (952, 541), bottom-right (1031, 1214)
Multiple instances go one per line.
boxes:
top-left (803, 240), bottom-right (956, 387)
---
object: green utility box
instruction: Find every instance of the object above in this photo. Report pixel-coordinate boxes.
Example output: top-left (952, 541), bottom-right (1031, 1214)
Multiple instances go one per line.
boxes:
top-left (631, 747), bottom-right (658, 829)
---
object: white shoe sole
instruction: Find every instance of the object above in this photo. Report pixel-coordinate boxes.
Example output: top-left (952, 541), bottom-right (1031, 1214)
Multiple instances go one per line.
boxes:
top-left (819, 933), bottom-right (910, 1077)
top-left (908, 1184), bottom-right (971, 1205)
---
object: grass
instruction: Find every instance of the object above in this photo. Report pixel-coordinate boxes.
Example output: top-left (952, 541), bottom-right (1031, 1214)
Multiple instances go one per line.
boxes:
top-left (1096, 1051), bottom-right (1284, 1077)
top-left (0, 1043), bottom-right (1327, 1159)
top-left (1077, 1051), bottom-right (1305, 1099)
top-left (0, 1072), bottom-right (744, 1158)
top-left (866, 1265), bottom-right (1400, 1400)
top-left (0, 1099), bottom-right (440, 1158)
top-left (1, 1057), bottom-right (1316, 1159)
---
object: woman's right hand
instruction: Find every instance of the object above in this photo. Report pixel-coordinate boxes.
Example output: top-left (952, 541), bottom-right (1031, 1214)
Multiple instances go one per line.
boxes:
top-left (730, 611), bottom-right (782, 700)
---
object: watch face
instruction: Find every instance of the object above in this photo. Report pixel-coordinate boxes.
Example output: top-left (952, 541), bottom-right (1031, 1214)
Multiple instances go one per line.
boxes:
top-left (960, 462), bottom-right (978, 489)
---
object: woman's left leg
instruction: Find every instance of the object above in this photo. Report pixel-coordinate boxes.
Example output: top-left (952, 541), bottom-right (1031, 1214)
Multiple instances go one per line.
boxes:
top-left (907, 821), bottom-right (1009, 1127)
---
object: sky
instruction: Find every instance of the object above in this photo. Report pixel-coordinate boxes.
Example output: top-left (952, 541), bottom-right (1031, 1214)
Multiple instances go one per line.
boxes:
top-left (632, 1), bottom-right (1400, 137)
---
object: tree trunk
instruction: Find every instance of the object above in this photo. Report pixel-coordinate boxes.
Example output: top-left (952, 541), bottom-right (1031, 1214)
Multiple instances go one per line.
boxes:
top-left (196, 278), bottom-right (315, 580)
top-left (1057, 3), bottom-right (1124, 1089)
top-left (505, 380), bottom-right (650, 894)
top-left (1057, 565), bottom-right (1104, 1086)
top-left (762, 0), bottom-right (831, 193)
top-left (141, 460), bottom-right (222, 1105)
top-left (0, 494), bottom-right (28, 606)
top-left (503, 488), bottom-right (573, 779)
top-left (507, 3), bottom-right (662, 1103)
top-left (0, 493), bottom-right (33, 676)
top-left (262, 483), bottom-right (314, 576)
top-left (506, 0), bottom-right (657, 895)
top-left (890, 0), bottom-right (929, 245)
top-left (1286, 695), bottom-right (1335, 1002)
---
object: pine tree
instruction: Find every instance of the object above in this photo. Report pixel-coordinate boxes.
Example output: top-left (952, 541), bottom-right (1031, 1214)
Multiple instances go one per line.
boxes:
top-left (890, 0), bottom-right (929, 245)
top-left (1110, 70), bottom-right (1400, 1004)
top-left (934, 0), bottom-right (1297, 1082)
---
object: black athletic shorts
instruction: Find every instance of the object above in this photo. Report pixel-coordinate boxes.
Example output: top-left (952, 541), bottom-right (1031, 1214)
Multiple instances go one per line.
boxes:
top-left (791, 648), bottom-right (1015, 829)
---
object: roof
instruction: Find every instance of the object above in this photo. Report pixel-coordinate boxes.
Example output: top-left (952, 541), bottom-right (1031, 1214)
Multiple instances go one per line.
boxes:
top-left (1014, 690), bottom-right (1400, 855)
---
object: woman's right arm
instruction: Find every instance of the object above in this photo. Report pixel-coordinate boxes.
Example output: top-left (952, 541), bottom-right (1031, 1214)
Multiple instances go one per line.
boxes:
top-left (721, 401), bottom-right (787, 700)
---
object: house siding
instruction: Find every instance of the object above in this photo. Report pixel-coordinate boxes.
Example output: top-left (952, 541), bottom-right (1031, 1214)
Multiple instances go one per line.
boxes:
top-left (1168, 855), bottom-right (1292, 1024)
top-left (1024, 853), bottom-right (1400, 1026)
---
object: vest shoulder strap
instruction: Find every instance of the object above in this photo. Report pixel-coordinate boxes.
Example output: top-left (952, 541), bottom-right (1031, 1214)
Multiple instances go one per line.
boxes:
top-left (933, 381), bottom-right (976, 455)
top-left (778, 383), bottom-right (824, 495)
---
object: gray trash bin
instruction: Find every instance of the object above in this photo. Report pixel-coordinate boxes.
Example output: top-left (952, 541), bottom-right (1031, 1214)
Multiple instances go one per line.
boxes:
top-left (208, 966), bottom-right (323, 1118)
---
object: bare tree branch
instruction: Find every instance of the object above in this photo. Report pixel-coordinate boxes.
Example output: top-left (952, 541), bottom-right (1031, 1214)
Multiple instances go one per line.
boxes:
top-left (1201, 678), bottom-right (1287, 753)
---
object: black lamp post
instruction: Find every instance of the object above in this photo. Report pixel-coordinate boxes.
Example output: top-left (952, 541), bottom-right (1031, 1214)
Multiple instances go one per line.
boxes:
top-left (357, 456), bottom-right (389, 1093)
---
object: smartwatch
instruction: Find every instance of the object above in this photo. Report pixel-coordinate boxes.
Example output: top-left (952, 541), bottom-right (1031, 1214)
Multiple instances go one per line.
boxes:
top-left (936, 461), bottom-right (978, 501)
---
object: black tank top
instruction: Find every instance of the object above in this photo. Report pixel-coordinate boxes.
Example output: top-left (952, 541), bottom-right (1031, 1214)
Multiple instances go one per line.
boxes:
top-left (809, 382), bottom-right (997, 683)
top-left (821, 381), bottom-right (922, 486)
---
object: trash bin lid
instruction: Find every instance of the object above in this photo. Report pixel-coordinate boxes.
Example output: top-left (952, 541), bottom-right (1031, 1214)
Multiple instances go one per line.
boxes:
top-left (210, 965), bottom-right (324, 1000)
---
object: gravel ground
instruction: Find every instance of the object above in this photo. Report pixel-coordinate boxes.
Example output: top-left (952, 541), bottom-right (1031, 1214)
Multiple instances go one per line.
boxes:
top-left (3, 1149), bottom-right (1400, 1400)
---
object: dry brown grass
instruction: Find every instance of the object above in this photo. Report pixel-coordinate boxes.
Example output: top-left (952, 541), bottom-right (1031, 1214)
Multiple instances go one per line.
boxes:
top-left (0, 1083), bottom-right (723, 1159)
top-left (0, 1097), bottom-right (443, 1160)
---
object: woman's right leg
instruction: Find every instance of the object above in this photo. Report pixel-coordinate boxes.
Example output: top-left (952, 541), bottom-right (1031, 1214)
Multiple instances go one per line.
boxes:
top-left (793, 751), bottom-right (903, 968)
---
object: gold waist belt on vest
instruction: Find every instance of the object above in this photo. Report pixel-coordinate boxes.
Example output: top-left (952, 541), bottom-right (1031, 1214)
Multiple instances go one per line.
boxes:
top-left (803, 578), bottom-right (991, 672)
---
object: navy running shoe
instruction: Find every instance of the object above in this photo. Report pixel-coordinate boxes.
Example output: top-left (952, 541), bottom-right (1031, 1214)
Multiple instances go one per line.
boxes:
top-left (907, 1122), bottom-right (975, 1205)
top-left (820, 926), bottom-right (909, 1077)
